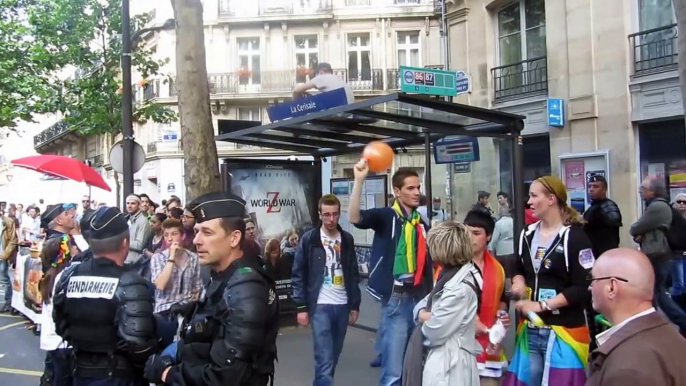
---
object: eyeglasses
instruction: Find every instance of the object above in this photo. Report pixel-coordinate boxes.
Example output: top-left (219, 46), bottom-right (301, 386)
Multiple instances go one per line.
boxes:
top-left (677, 201), bottom-right (686, 205)
top-left (587, 275), bottom-right (629, 284)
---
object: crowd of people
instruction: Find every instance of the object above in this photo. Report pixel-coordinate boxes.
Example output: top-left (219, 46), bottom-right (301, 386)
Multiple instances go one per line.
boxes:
top-left (0, 158), bottom-right (686, 386)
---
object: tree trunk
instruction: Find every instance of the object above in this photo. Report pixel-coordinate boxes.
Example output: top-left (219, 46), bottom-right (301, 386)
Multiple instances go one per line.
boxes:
top-left (675, 0), bottom-right (686, 120)
top-left (171, 0), bottom-right (221, 202)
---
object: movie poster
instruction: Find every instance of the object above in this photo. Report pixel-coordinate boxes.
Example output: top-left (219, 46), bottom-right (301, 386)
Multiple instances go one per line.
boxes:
top-left (228, 166), bottom-right (317, 314)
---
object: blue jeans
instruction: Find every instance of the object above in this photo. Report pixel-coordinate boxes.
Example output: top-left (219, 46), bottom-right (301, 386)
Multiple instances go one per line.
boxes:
top-left (380, 294), bottom-right (420, 386)
top-left (154, 312), bottom-right (179, 349)
top-left (527, 327), bottom-right (551, 386)
top-left (0, 260), bottom-right (10, 286)
top-left (374, 298), bottom-right (388, 356)
top-left (654, 259), bottom-right (686, 330)
top-left (311, 304), bottom-right (349, 386)
top-left (672, 256), bottom-right (686, 296)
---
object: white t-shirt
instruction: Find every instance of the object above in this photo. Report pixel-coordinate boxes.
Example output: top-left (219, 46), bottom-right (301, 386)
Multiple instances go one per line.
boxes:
top-left (317, 231), bottom-right (348, 305)
top-left (40, 271), bottom-right (69, 351)
top-left (312, 74), bottom-right (355, 104)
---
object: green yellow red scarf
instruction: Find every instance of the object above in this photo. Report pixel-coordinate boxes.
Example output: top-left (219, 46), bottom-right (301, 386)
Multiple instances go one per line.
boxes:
top-left (392, 201), bottom-right (427, 286)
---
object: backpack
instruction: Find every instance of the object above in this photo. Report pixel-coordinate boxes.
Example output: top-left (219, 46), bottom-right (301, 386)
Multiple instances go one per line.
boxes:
top-left (661, 201), bottom-right (686, 251)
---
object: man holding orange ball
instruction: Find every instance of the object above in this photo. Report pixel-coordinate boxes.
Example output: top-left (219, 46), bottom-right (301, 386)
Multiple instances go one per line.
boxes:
top-left (348, 158), bottom-right (433, 386)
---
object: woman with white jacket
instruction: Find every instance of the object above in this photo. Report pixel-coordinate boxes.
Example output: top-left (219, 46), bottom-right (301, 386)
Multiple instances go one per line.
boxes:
top-left (413, 221), bottom-right (482, 386)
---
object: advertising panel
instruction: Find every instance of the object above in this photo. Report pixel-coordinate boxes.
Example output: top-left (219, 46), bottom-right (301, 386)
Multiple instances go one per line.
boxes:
top-left (223, 160), bottom-right (321, 314)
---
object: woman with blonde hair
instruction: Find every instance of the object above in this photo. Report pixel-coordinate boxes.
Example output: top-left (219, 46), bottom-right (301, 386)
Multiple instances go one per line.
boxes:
top-left (503, 175), bottom-right (594, 386)
top-left (408, 221), bottom-right (482, 386)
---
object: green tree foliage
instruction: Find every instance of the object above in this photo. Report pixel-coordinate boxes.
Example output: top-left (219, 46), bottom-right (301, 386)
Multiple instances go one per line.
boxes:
top-left (0, 0), bottom-right (176, 134)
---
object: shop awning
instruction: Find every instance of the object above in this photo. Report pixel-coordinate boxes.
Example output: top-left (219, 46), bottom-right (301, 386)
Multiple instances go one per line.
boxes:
top-left (215, 93), bottom-right (526, 157)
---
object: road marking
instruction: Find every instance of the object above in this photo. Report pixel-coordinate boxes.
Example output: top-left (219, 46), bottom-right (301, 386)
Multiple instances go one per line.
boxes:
top-left (0, 367), bottom-right (42, 377)
top-left (0, 314), bottom-right (23, 319)
top-left (0, 320), bottom-right (29, 331)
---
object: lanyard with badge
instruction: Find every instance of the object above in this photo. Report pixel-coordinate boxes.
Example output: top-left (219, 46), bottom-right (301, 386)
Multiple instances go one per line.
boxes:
top-left (529, 227), bottom-right (564, 314)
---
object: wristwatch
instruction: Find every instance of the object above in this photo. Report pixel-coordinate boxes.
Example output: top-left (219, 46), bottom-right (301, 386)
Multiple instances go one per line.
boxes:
top-left (539, 300), bottom-right (552, 312)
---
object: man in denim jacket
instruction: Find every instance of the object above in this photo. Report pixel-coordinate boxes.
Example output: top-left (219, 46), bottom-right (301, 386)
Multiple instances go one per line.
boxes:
top-left (292, 194), bottom-right (361, 386)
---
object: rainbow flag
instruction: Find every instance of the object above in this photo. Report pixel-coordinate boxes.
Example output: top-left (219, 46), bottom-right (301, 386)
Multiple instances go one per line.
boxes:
top-left (502, 322), bottom-right (589, 386)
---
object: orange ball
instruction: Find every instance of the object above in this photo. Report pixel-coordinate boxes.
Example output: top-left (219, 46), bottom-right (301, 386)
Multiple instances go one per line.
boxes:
top-left (362, 141), bottom-right (394, 172)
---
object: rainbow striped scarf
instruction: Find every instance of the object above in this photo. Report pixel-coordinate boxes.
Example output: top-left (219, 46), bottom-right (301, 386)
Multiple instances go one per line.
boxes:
top-left (502, 322), bottom-right (589, 386)
top-left (392, 201), bottom-right (426, 286)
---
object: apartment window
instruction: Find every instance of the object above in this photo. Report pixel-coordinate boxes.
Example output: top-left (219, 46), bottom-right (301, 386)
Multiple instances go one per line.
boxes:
top-left (236, 108), bottom-right (261, 149)
top-left (295, 35), bottom-right (319, 83)
top-left (639, 0), bottom-right (675, 30)
top-left (497, 0), bottom-right (546, 66)
top-left (237, 38), bottom-right (261, 85)
top-left (395, 0), bottom-right (421, 3)
top-left (397, 31), bottom-right (420, 67)
top-left (346, 0), bottom-right (370, 5)
top-left (347, 33), bottom-right (371, 81)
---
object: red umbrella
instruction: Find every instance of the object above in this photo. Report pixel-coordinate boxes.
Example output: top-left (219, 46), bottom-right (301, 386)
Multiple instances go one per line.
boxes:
top-left (12, 155), bottom-right (112, 192)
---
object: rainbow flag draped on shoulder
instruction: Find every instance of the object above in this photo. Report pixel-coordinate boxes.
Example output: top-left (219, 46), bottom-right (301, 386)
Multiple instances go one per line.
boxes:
top-left (502, 322), bottom-right (589, 386)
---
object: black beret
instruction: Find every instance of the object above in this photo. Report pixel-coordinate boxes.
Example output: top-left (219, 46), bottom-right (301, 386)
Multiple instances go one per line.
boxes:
top-left (41, 203), bottom-right (75, 229)
top-left (589, 174), bottom-right (607, 184)
top-left (89, 207), bottom-right (129, 240)
top-left (188, 192), bottom-right (246, 224)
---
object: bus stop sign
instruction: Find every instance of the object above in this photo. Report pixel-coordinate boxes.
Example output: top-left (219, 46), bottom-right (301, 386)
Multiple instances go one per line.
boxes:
top-left (400, 65), bottom-right (457, 97)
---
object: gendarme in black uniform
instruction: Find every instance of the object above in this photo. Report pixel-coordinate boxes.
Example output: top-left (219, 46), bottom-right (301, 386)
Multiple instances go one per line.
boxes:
top-left (144, 192), bottom-right (279, 386)
top-left (52, 207), bottom-right (158, 385)
top-left (583, 175), bottom-right (622, 258)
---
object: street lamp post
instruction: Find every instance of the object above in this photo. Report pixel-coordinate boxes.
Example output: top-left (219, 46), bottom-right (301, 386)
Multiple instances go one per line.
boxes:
top-left (121, 0), bottom-right (134, 199)
top-left (121, 0), bottom-right (175, 199)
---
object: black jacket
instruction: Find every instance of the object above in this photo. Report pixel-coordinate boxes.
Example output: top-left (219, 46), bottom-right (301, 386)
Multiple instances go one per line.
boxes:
top-left (515, 222), bottom-right (593, 328)
top-left (583, 198), bottom-right (622, 258)
top-left (292, 226), bottom-right (362, 313)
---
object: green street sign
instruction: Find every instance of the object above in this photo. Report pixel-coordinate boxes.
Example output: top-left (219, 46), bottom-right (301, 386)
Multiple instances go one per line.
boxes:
top-left (400, 66), bottom-right (457, 97)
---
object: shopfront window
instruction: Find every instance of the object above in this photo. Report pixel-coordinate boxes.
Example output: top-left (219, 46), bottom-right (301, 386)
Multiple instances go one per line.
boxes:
top-left (639, 119), bottom-right (686, 203)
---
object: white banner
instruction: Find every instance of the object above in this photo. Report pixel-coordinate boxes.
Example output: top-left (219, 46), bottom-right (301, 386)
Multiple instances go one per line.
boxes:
top-left (11, 249), bottom-right (43, 323)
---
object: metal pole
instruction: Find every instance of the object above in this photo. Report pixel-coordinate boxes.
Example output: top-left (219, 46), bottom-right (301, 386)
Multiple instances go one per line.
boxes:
top-left (440, 0), bottom-right (454, 220)
top-left (512, 136), bottom-right (525, 251)
top-left (425, 134), bottom-right (432, 222)
top-left (121, 0), bottom-right (134, 200)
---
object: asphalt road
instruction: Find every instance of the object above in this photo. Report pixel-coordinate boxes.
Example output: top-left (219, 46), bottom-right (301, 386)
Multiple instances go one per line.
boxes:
top-left (0, 301), bottom-right (381, 386)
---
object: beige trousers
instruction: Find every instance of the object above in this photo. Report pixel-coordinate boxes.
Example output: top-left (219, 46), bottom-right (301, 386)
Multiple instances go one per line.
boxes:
top-left (480, 376), bottom-right (502, 386)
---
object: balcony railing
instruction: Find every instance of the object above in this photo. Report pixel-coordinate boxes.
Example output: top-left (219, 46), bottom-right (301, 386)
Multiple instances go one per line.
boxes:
top-left (629, 23), bottom-right (678, 77)
top-left (86, 154), bottom-right (103, 167)
top-left (491, 56), bottom-right (548, 102)
top-left (34, 121), bottom-right (72, 148)
top-left (219, 0), bottom-right (332, 17)
top-left (143, 80), bottom-right (160, 101)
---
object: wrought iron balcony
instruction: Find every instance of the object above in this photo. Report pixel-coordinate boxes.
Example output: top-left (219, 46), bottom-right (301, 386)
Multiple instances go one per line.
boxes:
top-left (629, 23), bottom-right (678, 77)
top-left (86, 154), bottom-right (103, 167)
top-left (33, 121), bottom-right (72, 148)
top-left (218, 0), bottom-right (332, 17)
top-left (491, 56), bottom-right (548, 102)
top-left (387, 69), bottom-right (400, 90)
top-left (147, 142), bottom-right (157, 153)
top-left (143, 80), bottom-right (160, 101)
top-left (346, 0), bottom-right (370, 5)
top-left (347, 68), bottom-right (384, 91)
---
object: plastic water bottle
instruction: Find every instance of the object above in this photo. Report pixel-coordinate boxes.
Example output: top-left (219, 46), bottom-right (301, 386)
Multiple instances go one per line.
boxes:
top-left (486, 313), bottom-right (507, 355)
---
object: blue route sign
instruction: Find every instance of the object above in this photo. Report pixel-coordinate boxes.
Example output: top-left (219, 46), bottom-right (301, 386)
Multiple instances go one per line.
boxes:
top-left (456, 70), bottom-right (470, 95)
top-left (547, 98), bottom-right (565, 127)
top-left (400, 66), bottom-right (458, 97)
top-left (433, 137), bottom-right (480, 164)
top-left (267, 88), bottom-right (349, 122)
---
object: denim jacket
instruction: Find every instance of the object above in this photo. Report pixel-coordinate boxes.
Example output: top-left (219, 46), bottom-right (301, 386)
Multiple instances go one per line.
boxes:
top-left (291, 226), bottom-right (361, 313)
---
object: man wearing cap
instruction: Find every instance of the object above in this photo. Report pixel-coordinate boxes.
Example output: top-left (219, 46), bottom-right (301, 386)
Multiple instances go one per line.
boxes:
top-left (52, 206), bottom-right (159, 386)
top-left (41, 203), bottom-right (78, 240)
top-left (291, 62), bottom-right (355, 104)
top-left (143, 192), bottom-right (279, 386)
top-left (583, 174), bottom-right (622, 258)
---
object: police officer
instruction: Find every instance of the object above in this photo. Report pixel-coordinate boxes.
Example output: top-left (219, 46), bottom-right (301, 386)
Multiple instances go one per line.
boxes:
top-left (143, 192), bottom-right (279, 386)
top-left (52, 207), bottom-right (159, 386)
top-left (583, 174), bottom-right (623, 258)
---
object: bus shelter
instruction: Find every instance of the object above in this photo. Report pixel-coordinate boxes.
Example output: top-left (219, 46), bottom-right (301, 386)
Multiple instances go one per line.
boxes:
top-left (215, 92), bottom-right (526, 242)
